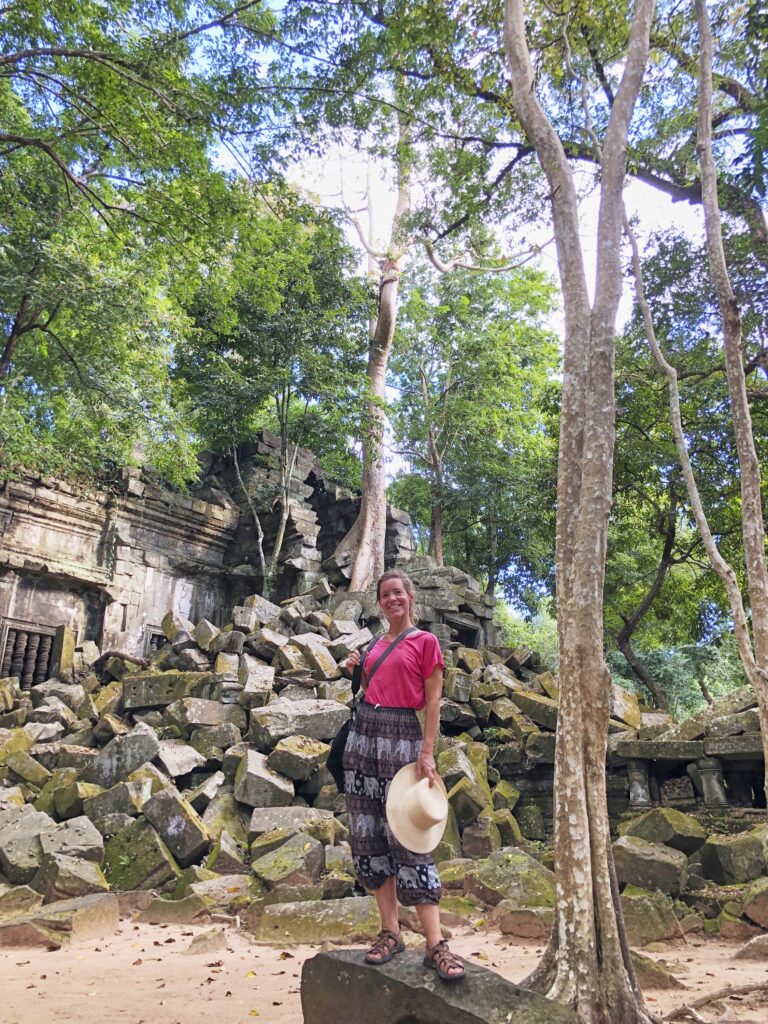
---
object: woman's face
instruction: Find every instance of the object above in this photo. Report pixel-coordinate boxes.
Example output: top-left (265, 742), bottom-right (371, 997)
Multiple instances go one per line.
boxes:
top-left (378, 578), bottom-right (413, 621)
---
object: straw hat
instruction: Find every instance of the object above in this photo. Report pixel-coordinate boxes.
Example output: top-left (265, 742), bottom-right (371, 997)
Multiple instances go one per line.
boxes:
top-left (386, 763), bottom-right (449, 854)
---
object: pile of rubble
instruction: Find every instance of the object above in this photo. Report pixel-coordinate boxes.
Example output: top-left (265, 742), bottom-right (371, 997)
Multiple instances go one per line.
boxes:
top-left (1, 581), bottom-right (767, 952)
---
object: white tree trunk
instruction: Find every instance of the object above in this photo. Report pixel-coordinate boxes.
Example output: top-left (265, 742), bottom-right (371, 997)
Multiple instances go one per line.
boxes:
top-left (505, 1), bottom-right (657, 1020)
top-left (694, 0), bottom-right (768, 797)
top-left (334, 121), bottom-right (412, 592)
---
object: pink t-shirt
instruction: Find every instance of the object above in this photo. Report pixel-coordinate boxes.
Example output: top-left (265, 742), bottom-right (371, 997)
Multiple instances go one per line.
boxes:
top-left (362, 630), bottom-right (445, 710)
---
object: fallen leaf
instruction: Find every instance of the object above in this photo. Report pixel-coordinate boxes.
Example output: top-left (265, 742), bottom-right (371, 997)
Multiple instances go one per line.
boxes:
top-left (164, 938), bottom-right (176, 944)
top-left (278, 951), bottom-right (294, 960)
top-left (132, 959), bottom-right (143, 966)
top-left (207, 961), bottom-right (224, 968)
top-left (245, 971), bottom-right (257, 978)
top-left (249, 1011), bottom-right (260, 1017)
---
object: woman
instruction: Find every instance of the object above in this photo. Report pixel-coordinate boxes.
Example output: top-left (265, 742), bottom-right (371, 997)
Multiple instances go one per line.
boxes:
top-left (343, 568), bottom-right (465, 981)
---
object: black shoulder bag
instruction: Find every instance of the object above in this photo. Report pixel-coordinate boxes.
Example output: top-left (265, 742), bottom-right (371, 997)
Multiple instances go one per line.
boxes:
top-left (326, 627), bottom-right (418, 793)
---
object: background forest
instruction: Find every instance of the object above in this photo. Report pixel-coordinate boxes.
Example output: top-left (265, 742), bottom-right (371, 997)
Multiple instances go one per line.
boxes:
top-left (1, 0), bottom-right (766, 722)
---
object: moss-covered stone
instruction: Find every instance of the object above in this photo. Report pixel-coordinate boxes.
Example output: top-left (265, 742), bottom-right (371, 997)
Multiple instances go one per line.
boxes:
top-left (621, 887), bottom-right (678, 946)
top-left (34, 768), bottom-right (79, 816)
top-left (447, 777), bottom-right (488, 828)
top-left (618, 807), bottom-right (707, 855)
top-left (492, 780), bottom-right (520, 812)
top-left (102, 817), bottom-right (181, 891)
top-left (249, 894), bottom-right (379, 944)
top-left (492, 807), bottom-right (523, 847)
top-left (700, 833), bottom-right (764, 884)
top-left (514, 803), bottom-right (545, 841)
top-left (433, 807), bottom-right (462, 864)
top-left (251, 832), bottom-right (324, 889)
top-left (461, 816), bottom-right (501, 859)
top-left (743, 875), bottom-right (768, 928)
top-left (613, 835), bottom-right (688, 896)
top-left (464, 849), bottom-right (555, 908)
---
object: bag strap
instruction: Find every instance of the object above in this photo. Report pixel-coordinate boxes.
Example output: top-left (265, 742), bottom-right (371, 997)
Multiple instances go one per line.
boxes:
top-left (361, 625), bottom-right (419, 687)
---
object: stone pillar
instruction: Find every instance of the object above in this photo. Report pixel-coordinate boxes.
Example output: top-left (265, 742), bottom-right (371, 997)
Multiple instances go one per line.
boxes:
top-left (626, 759), bottom-right (653, 810)
top-left (697, 757), bottom-right (729, 809)
top-left (49, 624), bottom-right (76, 683)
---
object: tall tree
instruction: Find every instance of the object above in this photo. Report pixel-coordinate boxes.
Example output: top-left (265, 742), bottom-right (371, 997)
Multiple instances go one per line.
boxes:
top-left (505, 2), bottom-right (657, 1021)
top-left (176, 187), bottom-right (368, 590)
top-left (389, 262), bottom-right (558, 587)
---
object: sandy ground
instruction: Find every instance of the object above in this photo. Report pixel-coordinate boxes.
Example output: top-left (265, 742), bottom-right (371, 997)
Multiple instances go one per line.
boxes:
top-left (2, 921), bottom-right (767, 1024)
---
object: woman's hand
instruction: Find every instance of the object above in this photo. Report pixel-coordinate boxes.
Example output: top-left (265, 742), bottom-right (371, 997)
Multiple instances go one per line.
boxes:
top-left (417, 749), bottom-right (437, 784)
top-left (344, 649), bottom-right (362, 675)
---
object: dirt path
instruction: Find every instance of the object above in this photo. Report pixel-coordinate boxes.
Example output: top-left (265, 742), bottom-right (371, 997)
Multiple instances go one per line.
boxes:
top-left (2, 922), bottom-right (766, 1023)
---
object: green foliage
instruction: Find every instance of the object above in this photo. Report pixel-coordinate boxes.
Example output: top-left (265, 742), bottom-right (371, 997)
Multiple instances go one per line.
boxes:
top-left (175, 186), bottom-right (370, 458)
top-left (388, 262), bottom-right (560, 610)
top-left (608, 636), bottom-right (749, 721)
top-left (494, 600), bottom-right (559, 674)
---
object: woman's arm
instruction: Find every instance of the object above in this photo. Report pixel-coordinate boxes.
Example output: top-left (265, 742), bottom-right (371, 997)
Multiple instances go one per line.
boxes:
top-left (417, 665), bottom-right (443, 782)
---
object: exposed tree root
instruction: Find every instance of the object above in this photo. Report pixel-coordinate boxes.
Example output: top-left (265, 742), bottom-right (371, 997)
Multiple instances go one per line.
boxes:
top-left (664, 981), bottom-right (768, 1021)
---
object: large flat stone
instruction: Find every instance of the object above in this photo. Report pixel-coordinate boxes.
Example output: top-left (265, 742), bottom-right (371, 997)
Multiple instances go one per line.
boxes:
top-left (703, 733), bottom-right (764, 760)
top-left (0, 893), bottom-right (119, 948)
top-left (615, 739), bottom-right (705, 762)
top-left (463, 849), bottom-right (555, 908)
top-left (613, 836), bottom-right (688, 896)
top-left (247, 806), bottom-right (335, 842)
top-left (250, 895), bottom-right (379, 944)
top-left (300, 950), bottom-right (579, 1024)
top-left (618, 808), bottom-right (707, 855)
top-left (122, 671), bottom-right (213, 709)
top-left (249, 698), bottom-right (350, 750)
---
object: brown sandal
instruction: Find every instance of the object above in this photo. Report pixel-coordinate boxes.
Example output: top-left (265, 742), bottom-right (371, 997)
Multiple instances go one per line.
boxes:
top-left (423, 939), bottom-right (465, 981)
top-left (364, 928), bottom-right (405, 965)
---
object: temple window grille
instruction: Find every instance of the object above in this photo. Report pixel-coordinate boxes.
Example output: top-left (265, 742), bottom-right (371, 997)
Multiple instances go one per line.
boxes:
top-left (0, 619), bottom-right (56, 689)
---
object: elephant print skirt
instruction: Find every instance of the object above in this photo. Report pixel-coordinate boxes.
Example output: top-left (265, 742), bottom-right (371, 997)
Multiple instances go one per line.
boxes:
top-left (342, 701), bottom-right (442, 906)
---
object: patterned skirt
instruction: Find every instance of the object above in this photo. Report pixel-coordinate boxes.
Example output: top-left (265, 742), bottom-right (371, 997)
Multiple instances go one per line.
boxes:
top-left (342, 701), bottom-right (442, 907)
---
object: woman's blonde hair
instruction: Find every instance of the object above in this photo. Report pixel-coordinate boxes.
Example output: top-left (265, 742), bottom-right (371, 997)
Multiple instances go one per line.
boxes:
top-left (376, 569), bottom-right (419, 624)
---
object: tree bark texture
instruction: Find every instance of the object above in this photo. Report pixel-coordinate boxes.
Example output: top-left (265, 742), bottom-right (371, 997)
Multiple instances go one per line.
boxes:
top-left (505, 2), bottom-right (657, 1021)
top-left (695, 0), bottom-right (768, 797)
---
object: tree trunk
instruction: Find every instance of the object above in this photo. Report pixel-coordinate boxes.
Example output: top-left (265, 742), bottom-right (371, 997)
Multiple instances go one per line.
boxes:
top-left (231, 444), bottom-right (267, 580)
top-left (695, 0), bottom-right (768, 800)
top-left (617, 634), bottom-right (669, 712)
top-left (505, 2), bottom-right (657, 1021)
top-left (615, 489), bottom-right (677, 711)
top-left (333, 117), bottom-right (412, 592)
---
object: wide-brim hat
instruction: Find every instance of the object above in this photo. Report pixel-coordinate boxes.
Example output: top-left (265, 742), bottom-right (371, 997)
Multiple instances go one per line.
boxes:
top-left (386, 763), bottom-right (449, 854)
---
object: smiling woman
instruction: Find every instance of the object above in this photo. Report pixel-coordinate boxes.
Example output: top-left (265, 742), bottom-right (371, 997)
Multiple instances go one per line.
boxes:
top-left (341, 569), bottom-right (465, 981)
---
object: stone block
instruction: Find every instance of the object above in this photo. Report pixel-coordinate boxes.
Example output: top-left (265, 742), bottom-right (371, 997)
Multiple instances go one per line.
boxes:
top-left (194, 619), bottom-right (220, 651)
top-left (300, 949), bottom-right (578, 1024)
top-left (83, 779), bottom-right (151, 820)
top-left (525, 732), bottom-right (556, 764)
top-left (161, 610), bottom-right (195, 646)
top-left (703, 733), bottom-right (764, 759)
top-left (31, 852), bottom-right (110, 901)
top-left (251, 832), bottom-right (325, 889)
top-left (267, 735), bottom-right (330, 781)
top-left (492, 779), bottom-right (521, 811)
top-left (707, 708), bottom-right (761, 736)
top-left (237, 659), bottom-right (276, 709)
top-left (205, 830), bottom-right (246, 874)
top-left (615, 739), bottom-right (706, 762)
top-left (495, 902), bottom-right (553, 938)
top-left (163, 697), bottom-right (245, 734)
top-left (508, 690), bottom-right (558, 731)
top-left (155, 739), bottom-right (207, 777)
top-left (443, 668), bottom-right (473, 703)
top-left (491, 807), bottom-right (523, 846)
top-left (250, 895), bottom-right (379, 944)
top-left (514, 803), bottom-right (545, 840)
top-left (102, 817), bottom-right (181, 890)
top-left (247, 806), bottom-right (335, 842)
top-left (0, 892), bottom-right (119, 948)
top-left (447, 777), bottom-right (488, 828)
top-left (700, 833), bottom-right (765, 884)
top-left (618, 807), bottom-right (707, 855)
top-left (123, 669), bottom-right (212, 708)
top-left (5, 749), bottom-right (51, 787)
top-left (249, 698), bottom-right (350, 750)
top-left (138, 894), bottom-right (211, 925)
top-left (613, 835), bottom-right (688, 895)
top-left (461, 816), bottom-right (501, 858)
top-left (234, 749), bottom-right (294, 807)
top-left (0, 806), bottom-right (56, 883)
top-left (247, 628), bottom-right (290, 660)
top-left (85, 721), bottom-right (160, 789)
top-left (620, 887), bottom-right (678, 946)
top-left (40, 816), bottom-right (103, 862)
top-left (327, 628), bottom-right (373, 660)
top-left (610, 684), bottom-right (642, 730)
top-left (143, 788), bottom-right (210, 867)
top-left (242, 593), bottom-right (282, 624)
top-left (201, 790), bottom-right (248, 845)
top-left (437, 746), bottom-right (477, 790)
top-left (464, 848), bottom-right (555, 908)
